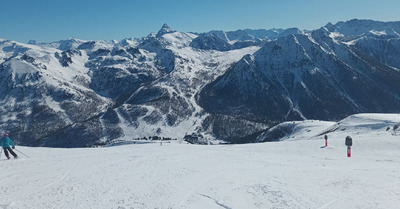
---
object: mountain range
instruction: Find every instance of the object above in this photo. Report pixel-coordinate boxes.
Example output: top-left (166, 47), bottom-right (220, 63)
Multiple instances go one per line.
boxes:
top-left (1, 19), bottom-right (400, 147)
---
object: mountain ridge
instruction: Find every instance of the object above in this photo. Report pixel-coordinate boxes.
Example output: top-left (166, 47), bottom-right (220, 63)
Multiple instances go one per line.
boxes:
top-left (1, 19), bottom-right (400, 147)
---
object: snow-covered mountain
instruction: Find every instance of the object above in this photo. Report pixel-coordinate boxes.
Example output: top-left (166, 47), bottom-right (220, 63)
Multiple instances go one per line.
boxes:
top-left (199, 20), bottom-right (400, 125)
top-left (1, 19), bottom-right (400, 147)
top-left (191, 27), bottom-right (302, 51)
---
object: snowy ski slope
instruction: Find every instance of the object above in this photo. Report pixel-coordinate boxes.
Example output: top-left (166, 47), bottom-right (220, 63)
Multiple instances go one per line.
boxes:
top-left (0, 114), bottom-right (399, 209)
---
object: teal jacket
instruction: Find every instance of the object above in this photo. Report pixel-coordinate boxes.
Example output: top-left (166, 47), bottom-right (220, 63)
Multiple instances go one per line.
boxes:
top-left (1, 136), bottom-right (15, 149)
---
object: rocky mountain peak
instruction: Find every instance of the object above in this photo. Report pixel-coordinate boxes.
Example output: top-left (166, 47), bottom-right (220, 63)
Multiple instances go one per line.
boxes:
top-left (157, 23), bottom-right (176, 37)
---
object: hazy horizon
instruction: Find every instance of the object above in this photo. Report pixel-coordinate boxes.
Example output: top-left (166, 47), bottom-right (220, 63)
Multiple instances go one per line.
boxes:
top-left (1, 0), bottom-right (400, 43)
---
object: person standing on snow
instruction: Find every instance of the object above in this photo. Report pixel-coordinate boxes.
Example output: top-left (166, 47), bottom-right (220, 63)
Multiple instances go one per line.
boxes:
top-left (324, 135), bottom-right (328, 146)
top-left (1, 133), bottom-right (18, 159)
top-left (345, 135), bottom-right (353, 157)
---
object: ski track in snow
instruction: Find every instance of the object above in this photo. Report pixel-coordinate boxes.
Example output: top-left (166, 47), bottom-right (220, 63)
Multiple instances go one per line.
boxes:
top-left (318, 182), bottom-right (400, 209)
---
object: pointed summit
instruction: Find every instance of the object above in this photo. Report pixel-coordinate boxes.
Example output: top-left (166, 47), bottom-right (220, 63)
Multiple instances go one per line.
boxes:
top-left (157, 23), bottom-right (176, 37)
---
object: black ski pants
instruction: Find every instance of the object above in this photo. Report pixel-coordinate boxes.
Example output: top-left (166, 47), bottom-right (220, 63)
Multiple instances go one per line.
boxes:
top-left (4, 147), bottom-right (17, 158)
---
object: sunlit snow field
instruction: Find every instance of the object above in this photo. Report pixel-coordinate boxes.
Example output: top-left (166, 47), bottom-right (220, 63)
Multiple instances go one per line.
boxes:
top-left (0, 114), bottom-right (399, 209)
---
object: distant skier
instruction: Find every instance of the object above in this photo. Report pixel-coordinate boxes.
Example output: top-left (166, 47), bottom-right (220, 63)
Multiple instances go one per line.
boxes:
top-left (345, 136), bottom-right (352, 157)
top-left (1, 133), bottom-right (18, 159)
top-left (324, 135), bottom-right (328, 146)
top-left (394, 125), bottom-right (399, 135)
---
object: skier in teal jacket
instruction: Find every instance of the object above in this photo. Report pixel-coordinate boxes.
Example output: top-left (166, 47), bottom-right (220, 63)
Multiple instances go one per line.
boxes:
top-left (1, 133), bottom-right (18, 159)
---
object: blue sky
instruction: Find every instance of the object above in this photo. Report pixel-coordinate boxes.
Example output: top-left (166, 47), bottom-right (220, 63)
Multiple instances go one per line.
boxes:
top-left (1, 0), bottom-right (399, 43)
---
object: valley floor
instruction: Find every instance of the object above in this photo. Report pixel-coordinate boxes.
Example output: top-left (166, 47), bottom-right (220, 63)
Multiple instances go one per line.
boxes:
top-left (0, 133), bottom-right (399, 209)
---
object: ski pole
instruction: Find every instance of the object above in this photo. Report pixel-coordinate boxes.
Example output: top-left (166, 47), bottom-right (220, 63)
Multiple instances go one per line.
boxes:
top-left (0, 149), bottom-right (2, 159)
top-left (14, 148), bottom-right (30, 158)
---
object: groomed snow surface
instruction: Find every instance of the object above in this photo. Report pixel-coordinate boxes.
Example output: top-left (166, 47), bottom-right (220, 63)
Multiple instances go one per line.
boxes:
top-left (1, 114), bottom-right (400, 209)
